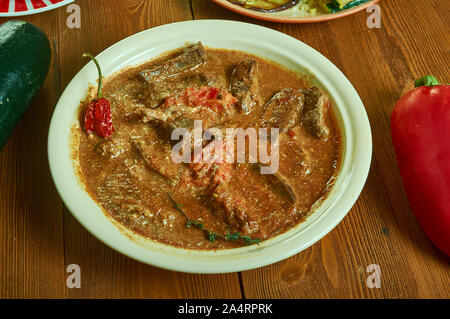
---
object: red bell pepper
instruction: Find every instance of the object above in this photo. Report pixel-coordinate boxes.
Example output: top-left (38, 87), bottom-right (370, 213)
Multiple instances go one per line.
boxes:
top-left (391, 75), bottom-right (450, 256)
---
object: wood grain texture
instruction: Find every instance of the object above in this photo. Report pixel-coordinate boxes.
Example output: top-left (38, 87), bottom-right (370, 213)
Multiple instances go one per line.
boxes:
top-left (0, 0), bottom-right (449, 299)
top-left (0, 0), bottom-right (242, 299)
top-left (57, 0), bottom-right (241, 299)
top-left (0, 10), bottom-right (65, 298)
top-left (192, 0), bottom-right (450, 298)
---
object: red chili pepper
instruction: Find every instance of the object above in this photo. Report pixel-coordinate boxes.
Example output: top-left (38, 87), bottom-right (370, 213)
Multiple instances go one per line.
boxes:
top-left (391, 75), bottom-right (450, 256)
top-left (82, 53), bottom-right (114, 138)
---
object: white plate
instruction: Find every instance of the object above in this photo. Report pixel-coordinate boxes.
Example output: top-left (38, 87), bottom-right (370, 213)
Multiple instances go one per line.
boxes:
top-left (48, 20), bottom-right (372, 274)
top-left (0, 0), bottom-right (74, 17)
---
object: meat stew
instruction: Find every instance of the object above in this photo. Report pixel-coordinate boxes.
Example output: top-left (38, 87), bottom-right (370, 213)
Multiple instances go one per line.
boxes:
top-left (74, 42), bottom-right (342, 249)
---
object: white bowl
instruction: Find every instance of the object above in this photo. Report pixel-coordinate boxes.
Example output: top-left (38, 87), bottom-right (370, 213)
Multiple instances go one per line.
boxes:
top-left (48, 20), bottom-right (372, 274)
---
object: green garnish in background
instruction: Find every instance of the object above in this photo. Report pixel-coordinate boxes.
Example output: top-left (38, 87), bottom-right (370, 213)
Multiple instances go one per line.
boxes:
top-left (326, 0), bottom-right (371, 13)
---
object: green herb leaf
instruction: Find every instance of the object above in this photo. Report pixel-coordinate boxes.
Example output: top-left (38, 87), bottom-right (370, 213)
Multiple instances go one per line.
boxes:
top-left (207, 232), bottom-right (217, 242)
top-left (168, 194), bottom-right (261, 246)
top-left (192, 220), bottom-right (204, 229)
top-left (241, 236), bottom-right (262, 245)
top-left (224, 230), bottom-right (241, 241)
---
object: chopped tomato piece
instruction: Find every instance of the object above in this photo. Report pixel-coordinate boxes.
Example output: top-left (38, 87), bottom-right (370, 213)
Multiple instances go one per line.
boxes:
top-left (164, 86), bottom-right (237, 113)
top-left (288, 129), bottom-right (295, 138)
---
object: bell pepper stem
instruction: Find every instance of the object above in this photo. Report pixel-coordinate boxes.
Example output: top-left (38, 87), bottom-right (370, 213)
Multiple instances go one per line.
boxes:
top-left (414, 75), bottom-right (440, 88)
top-left (82, 53), bottom-right (103, 98)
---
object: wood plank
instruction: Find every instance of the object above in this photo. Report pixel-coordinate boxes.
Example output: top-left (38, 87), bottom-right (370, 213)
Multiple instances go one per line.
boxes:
top-left (1, 0), bottom-right (448, 299)
top-left (326, 0), bottom-right (450, 298)
top-left (192, 0), bottom-right (450, 298)
top-left (0, 11), bottom-right (65, 298)
top-left (57, 0), bottom-right (242, 298)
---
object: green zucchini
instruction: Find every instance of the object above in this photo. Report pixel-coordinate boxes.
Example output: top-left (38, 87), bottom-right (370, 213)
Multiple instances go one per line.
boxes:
top-left (0, 20), bottom-right (51, 150)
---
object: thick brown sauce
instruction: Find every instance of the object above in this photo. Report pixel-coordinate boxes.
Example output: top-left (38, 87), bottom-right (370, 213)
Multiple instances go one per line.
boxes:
top-left (75, 48), bottom-right (342, 249)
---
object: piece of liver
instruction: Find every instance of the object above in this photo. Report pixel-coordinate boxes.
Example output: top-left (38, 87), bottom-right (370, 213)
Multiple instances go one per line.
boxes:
top-left (138, 42), bottom-right (205, 83)
top-left (260, 88), bottom-right (304, 134)
top-left (301, 87), bottom-right (331, 139)
top-left (229, 59), bottom-right (259, 114)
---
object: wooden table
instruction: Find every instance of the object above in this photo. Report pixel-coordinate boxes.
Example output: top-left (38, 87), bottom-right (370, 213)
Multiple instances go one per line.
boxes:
top-left (1, 0), bottom-right (449, 299)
